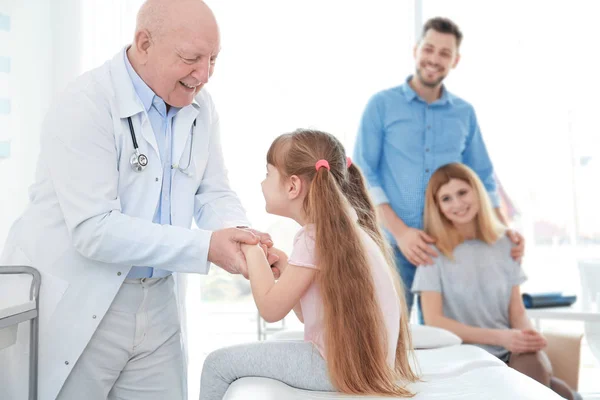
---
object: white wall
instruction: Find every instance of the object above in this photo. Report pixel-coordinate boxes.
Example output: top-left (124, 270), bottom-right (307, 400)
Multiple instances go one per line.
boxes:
top-left (0, 0), bottom-right (82, 248)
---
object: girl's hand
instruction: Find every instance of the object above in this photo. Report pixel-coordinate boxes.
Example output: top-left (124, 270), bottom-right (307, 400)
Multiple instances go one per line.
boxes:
top-left (241, 244), bottom-right (284, 279)
top-left (268, 247), bottom-right (288, 271)
top-left (240, 243), bottom-right (266, 258)
top-left (501, 329), bottom-right (547, 354)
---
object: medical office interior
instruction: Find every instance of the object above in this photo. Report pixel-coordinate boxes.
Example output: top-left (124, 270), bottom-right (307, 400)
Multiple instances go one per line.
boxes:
top-left (1, 0), bottom-right (599, 399)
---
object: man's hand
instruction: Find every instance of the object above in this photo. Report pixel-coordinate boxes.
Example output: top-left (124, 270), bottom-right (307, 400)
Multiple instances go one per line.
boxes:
top-left (243, 228), bottom-right (274, 248)
top-left (506, 230), bottom-right (525, 263)
top-left (395, 227), bottom-right (437, 266)
top-left (501, 329), bottom-right (547, 354)
top-left (208, 228), bottom-right (259, 278)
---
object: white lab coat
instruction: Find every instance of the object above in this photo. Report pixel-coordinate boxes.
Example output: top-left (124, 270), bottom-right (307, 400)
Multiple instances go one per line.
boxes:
top-left (0, 48), bottom-right (249, 400)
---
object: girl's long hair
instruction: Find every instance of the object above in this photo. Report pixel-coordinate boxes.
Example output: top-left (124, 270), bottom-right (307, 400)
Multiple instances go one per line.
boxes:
top-left (424, 163), bottom-right (505, 258)
top-left (267, 129), bottom-right (418, 396)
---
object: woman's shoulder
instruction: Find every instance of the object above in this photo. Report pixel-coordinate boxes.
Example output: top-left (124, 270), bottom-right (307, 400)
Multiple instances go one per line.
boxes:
top-left (426, 245), bottom-right (447, 266)
top-left (489, 235), bottom-right (513, 254)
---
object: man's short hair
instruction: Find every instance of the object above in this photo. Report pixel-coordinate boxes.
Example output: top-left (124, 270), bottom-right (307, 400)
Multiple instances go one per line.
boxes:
top-left (421, 17), bottom-right (463, 47)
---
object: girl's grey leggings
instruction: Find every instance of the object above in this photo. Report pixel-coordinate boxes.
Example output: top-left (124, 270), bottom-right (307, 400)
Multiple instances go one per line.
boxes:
top-left (199, 340), bottom-right (336, 399)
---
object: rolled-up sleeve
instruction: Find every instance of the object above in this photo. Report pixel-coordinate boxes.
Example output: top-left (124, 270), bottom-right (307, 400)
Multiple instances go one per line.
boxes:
top-left (353, 95), bottom-right (389, 205)
top-left (461, 107), bottom-right (499, 207)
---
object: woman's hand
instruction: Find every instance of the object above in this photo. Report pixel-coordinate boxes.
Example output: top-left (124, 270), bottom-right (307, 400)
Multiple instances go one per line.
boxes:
top-left (501, 329), bottom-right (547, 354)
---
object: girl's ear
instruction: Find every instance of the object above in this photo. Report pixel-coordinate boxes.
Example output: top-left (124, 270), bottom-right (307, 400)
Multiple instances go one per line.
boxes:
top-left (287, 175), bottom-right (304, 200)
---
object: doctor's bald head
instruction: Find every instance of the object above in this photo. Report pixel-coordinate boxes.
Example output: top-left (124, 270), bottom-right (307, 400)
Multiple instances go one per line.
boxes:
top-left (128, 0), bottom-right (221, 108)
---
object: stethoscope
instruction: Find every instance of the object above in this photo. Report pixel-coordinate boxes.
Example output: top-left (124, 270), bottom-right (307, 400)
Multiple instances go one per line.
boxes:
top-left (127, 117), bottom-right (195, 176)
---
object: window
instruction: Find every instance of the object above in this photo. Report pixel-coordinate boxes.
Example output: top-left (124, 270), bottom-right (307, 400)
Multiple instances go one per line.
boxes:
top-left (422, 1), bottom-right (600, 391)
top-left (200, 0), bottom-right (416, 302)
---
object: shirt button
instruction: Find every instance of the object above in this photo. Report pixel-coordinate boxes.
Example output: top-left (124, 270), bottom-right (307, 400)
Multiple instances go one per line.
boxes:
top-left (65, 361), bottom-right (69, 365)
top-left (425, 148), bottom-right (430, 152)
top-left (117, 272), bottom-right (122, 276)
top-left (425, 169), bottom-right (430, 173)
top-left (427, 125), bottom-right (431, 129)
top-left (155, 177), bottom-right (159, 182)
top-left (92, 315), bottom-right (97, 319)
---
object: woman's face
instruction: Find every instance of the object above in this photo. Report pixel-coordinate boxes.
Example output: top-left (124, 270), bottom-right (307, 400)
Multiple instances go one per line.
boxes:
top-left (436, 178), bottom-right (479, 226)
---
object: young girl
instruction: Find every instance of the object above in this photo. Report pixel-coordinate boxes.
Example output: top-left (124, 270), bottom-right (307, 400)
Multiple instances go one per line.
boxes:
top-left (199, 129), bottom-right (418, 399)
top-left (412, 163), bottom-right (580, 400)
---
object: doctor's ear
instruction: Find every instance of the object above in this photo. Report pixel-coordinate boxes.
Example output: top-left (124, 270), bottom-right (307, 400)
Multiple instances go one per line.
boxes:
top-left (133, 30), bottom-right (153, 64)
top-left (287, 175), bottom-right (304, 200)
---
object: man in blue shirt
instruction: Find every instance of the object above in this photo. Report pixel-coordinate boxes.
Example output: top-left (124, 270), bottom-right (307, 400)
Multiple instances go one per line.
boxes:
top-left (353, 17), bottom-right (524, 317)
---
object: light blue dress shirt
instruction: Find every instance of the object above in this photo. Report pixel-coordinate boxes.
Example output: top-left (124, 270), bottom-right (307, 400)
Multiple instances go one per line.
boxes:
top-left (353, 76), bottom-right (499, 245)
top-left (124, 52), bottom-right (180, 278)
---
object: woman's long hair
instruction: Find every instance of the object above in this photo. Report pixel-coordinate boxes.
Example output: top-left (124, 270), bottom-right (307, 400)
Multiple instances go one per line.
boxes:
top-left (267, 129), bottom-right (418, 396)
top-left (424, 163), bottom-right (505, 258)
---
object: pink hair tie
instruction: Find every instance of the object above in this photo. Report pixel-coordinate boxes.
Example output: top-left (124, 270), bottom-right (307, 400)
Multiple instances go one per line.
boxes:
top-left (346, 157), bottom-right (352, 168)
top-left (315, 159), bottom-right (330, 171)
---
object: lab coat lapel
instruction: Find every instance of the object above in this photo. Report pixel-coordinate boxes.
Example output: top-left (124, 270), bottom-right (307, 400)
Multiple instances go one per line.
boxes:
top-left (110, 47), bottom-right (160, 159)
top-left (172, 103), bottom-right (200, 168)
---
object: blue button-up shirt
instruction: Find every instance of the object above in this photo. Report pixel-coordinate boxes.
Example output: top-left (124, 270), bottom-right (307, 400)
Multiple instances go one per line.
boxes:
top-left (353, 76), bottom-right (499, 244)
top-left (125, 52), bottom-right (180, 278)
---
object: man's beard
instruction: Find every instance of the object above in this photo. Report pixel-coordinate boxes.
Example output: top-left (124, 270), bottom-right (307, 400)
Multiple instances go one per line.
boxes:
top-left (416, 68), bottom-right (446, 88)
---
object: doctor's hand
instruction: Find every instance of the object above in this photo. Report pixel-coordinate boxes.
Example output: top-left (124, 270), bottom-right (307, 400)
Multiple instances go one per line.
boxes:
top-left (242, 228), bottom-right (274, 248)
top-left (208, 228), bottom-right (260, 277)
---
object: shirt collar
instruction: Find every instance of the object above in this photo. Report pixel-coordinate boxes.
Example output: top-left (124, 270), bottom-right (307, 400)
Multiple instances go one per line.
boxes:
top-left (402, 75), bottom-right (454, 106)
top-left (123, 49), bottom-right (157, 113)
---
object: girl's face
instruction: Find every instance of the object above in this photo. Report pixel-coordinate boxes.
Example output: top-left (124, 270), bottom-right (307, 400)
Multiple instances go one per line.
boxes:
top-left (261, 164), bottom-right (293, 218)
top-left (436, 178), bottom-right (479, 226)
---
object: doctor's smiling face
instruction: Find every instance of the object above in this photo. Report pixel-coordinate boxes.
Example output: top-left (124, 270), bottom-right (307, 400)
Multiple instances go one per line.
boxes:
top-left (130, 0), bottom-right (220, 108)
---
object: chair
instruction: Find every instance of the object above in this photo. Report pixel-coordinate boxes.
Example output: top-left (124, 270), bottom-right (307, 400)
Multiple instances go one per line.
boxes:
top-left (544, 331), bottom-right (583, 391)
top-left (578, 260), bottom-right (600, 365)
top-left (0, 266), bottom-right (41, 400)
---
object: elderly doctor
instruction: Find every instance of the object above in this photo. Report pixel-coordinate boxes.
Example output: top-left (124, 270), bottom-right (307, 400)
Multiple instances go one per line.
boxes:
top-left (0, 1), bottom-right (275, 399)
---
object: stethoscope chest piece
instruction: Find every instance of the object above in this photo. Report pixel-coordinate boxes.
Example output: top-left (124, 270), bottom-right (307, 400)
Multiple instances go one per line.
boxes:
top-left (126, 116), bottom-right (195, 174)
top-left (130, 151), bottom-right (148, 172)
